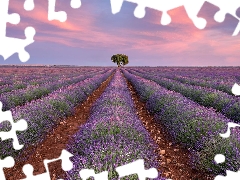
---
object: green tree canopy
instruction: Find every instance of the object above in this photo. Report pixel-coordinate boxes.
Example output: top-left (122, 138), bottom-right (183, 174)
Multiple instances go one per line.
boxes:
top-left (111, 54), bottom-right (129, 67)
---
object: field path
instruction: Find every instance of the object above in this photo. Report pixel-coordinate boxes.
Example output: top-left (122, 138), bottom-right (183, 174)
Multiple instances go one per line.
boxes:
top-left (125, 74), bottom-right (215, 180)
top-left (4, 73), bottom-right (114, 180)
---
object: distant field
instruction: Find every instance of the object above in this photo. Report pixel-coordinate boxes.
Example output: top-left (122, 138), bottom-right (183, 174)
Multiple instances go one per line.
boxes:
top-left (1, 66), bottom-right (240, 180)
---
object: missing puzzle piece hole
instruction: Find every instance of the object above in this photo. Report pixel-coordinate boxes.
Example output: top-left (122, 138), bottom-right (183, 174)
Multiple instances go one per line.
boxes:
top-left (214, 154), bottom-right (226, 164)
top-left (8, 13), bottom-right (20, 25)
top-left (24, 0), bottom-right (35, 11)
top-left (71, 0), bottom-right (81, 9)
top-left (15, 119), bottom-right (28, 132)
top-left (22, 164), bottom-right (34, 178)
top-left (214, 11), bottom-right (225, 23)
top-left (24, 27), bottom-right (36, 41)
top-left (232, 83), bottom-right (240, 96)
top-left (161, 12), bottom-right (171, 25)
top-left (215, 170), bottom-right (240, 180)
top-left (110, 0), bottom-right (124, 14)
top-left (134, 5), bottom-right (146, 19)
top-left (220, 122), bottom-right (240, 138)
top-left (18, 27), bottom-right (36, 62)
top-left (79, 169), bottom-right (108, 180)
top-left (0, 156), bottom-right (14, 168)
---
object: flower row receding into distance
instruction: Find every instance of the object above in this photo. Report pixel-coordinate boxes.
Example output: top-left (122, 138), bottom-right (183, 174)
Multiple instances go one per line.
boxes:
top-left (0, 68), bottom-right (97, 95)
top-left (128, 69), bottom-right (240, 124)
top-left (0, 67), bottom-right (96, 86)
top-left (122, 68), bottom-right (240, 175)
top-left (66, 69), bottom-right (166, 180)
top-left (0, 69), bottom-right (114, 161)
top-left (0, 69), bottom-right (108, 111)
top-left (131, 67), bottom-right (240, 95)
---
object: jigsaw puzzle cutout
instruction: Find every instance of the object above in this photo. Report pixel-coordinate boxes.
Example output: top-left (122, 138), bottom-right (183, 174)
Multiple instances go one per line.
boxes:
top-left (21, 155), bottom-right (158, 180)
top-left (197, 2), bottom-right (240, 36)
top-left (215, 170), bottom-right (240, 180)
top-left (79, 159), bottom-right (158, 180)
top-left (70, 0), bottom-right (82, 9)
top-left (21, 149), bottom-right (73, 180)
top-left (0, 0), bottom-right (35, 62)
top-left (0, 101), bottom-right (28, 150)
top-left (116, 159), bottom-right (158, 180)
top-left (0, 0), bottom-right (83, 62)
top-left (213, 122), bottom-right (240, 180)
top-left (24, 0), bottom-right (82, 22)
top-left (48, 0), bottom-right (67, 22)
top-left (217, 81), bottom-right (240, 179)
top-left (232, 83), bottom-right (240, 96)
top-left (0, 156), bottom-right (14, 180)
top-left (79, 169), bottom-right (109, 180)
top-left (0, 100), bottom-right (158, 179)
top-left (214, 154), bottom-right (225, 164)
top-left (110, 0), bottom-right (240, 36)
top-left (219, 122), bottom-right (240, 138)
top-left (24, 0), bottom-right (35, 11)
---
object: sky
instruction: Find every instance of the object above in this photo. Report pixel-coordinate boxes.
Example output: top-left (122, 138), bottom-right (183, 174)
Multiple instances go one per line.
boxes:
top-left (1, 0), bottom-right (240, 66)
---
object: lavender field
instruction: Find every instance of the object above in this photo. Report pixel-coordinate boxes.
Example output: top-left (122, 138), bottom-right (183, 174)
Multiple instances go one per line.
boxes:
top-left (1, 66), bottom-right (240, 180)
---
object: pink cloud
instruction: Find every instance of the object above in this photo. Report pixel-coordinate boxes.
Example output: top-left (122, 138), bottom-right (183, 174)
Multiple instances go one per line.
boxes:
top-left (9, 0), bottom-right (81, 31)
top-left (7, 0), bottom-right (240, 66)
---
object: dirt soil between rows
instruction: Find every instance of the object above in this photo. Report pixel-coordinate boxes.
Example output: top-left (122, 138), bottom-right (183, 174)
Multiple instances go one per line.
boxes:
top-left (4, 70), bottom-right (216, 180)
top-left (125, 76), bottom-right (215, 180)
top-left (3, 73), bottom-right (114, 180)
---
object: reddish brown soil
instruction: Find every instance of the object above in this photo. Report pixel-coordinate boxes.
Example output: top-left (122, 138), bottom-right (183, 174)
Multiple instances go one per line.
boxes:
top-left (4, 71), bottom-right (215, 180)
top-left (126, 79), bottom-right (215, 180)
top-left (3, 73), bottom-right (114, 180)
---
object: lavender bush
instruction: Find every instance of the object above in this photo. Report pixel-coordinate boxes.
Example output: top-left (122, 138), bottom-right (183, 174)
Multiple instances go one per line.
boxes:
top-left (128, 67), bottom-right (240, 95)
top-left (0, 70), bottom-right (107, 111)
top-left (122, 69), bottom-right (240, 175)
top-left (66, 70), bottom-right (165, 180)
top-left (0, 69), bottom-right (114, 160)
top-left (128, 69), bottom-right (240, 123)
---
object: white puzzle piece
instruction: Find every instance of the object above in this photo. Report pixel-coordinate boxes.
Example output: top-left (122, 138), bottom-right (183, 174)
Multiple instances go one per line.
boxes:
top-left (0, 0), bottom-right (35, 62)
top-left (110, 0), bottom-right (240, 36)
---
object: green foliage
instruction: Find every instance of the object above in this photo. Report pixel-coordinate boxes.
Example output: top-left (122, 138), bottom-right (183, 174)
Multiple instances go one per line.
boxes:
top-left (194, 134), bottom-right (240, 174)
top-left (111, 54), bottom-right (129, 67)
top-left (49, 99), bottom-right (72, 117)
top-left (14, 83), bottom-right (27, 89)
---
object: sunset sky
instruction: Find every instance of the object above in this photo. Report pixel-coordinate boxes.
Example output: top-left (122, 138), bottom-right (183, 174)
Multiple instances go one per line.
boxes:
top-left (2, 0), bottom-right (240, 66)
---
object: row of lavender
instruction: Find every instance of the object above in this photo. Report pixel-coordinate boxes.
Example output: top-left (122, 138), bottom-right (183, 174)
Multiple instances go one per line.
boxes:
top-left (162, 74), bottom-right (234, 95)
top-left (0, 67), bottom-right (100, 95)
top-left (122, 69), bottom-right (240, 175)
top-left (130, 67), bottom-right (239, 95)
top-left (0, 69), bottom-right (108, 111)
top-left (133, 67), bottom-right (240, 82)
top-left (0, 67), bottom-right (87, 86)
top-left (0, 69), bottom-right (114, 161)
top-left (0, 73), bottom-right (80, 94)
top-left (128, 69), bottom-right (240, 123)
top-left (66, 70), bottom-right (165, 180)
top-left (0, 67), bottom-right (99, 88)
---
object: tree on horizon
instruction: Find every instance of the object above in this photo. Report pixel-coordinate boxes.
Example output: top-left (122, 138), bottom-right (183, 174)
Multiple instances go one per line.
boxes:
top-left (111, 54), bottom-right (129, 67)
